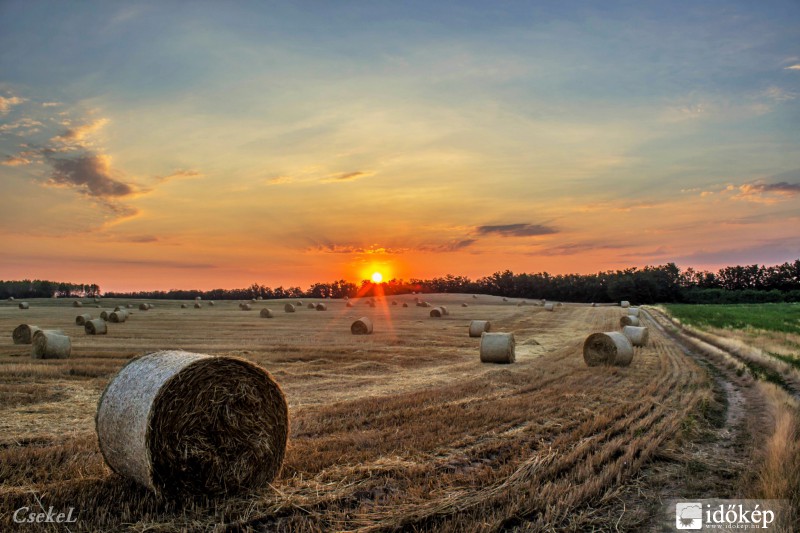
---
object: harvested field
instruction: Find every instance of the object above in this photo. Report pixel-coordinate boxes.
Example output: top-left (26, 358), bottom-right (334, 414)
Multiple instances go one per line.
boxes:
top-left (0, 295), bottom-right (793, 531)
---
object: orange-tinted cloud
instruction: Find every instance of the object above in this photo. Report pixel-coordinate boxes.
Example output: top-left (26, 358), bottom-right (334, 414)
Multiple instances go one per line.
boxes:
top-left (320, 170), bottom-right (373, 183)
top-left (475, 223), bottom-right (557, 237)
top-left (0, 95), bottom-right (24, 113)
top-left (45, 153), bottom-right (136, 197)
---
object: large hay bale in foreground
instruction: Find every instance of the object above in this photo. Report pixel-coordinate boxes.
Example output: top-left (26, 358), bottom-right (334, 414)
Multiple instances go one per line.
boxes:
top-left (73, 301), bottom-right (83, 308)
top-left (85, 319), bottom-right (108, 335)
top-left (620, 301), bottom-right (630, 308)
top-left (260, 308), bottom-right (274, 318)
top-left (12, 324), bottom-right (40, 344)
top-left (480, 332), bottom-right (515, 364)
top-left (109, 310), bottom-right (129, 323)
top-left (32, 331), bottom-right (71, 359)
top-left (96, 351), bottom-right (288, 495)
top-left (583, 332), bottom-right (633, 366)
top-left (284, 303), bottom-right (296, 313)
top-left (544, 303), bottom-right (555, 311)
top-left (351, 317), bottom-right (373, 335)
top-left (76, 314), bottom-right (92, 326)
top-left (622, 325), bottom-right (649, 347)
top-left (620, 315), bottom-right (640, 327)
top-left (469, 320), bottom-right (491, 338)
top-left (430, 307), bottom-right (444, 318)
top-left (627, 307), bottom-right (640, 317)
top-left (18, 302), bottom-right (29, 309)
top-left (315, 303), bottom-right (327, 311)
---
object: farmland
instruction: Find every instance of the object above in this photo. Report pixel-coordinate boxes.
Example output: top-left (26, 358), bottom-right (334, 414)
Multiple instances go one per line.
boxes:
top-left (0, 296), bottom-right (797, 531)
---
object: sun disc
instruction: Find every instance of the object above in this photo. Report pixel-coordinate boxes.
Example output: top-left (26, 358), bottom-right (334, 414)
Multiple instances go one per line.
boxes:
top-left (371, 272), bottom-right (383, 283)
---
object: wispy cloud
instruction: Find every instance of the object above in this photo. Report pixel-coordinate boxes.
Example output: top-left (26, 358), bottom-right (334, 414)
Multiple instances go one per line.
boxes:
top-left (51, 118), bottom-right (109, 146)
top-left (42, 102), bottom-right (61, 107)
top-left (475, 223), bottom-right (557, 237)
top-left (309, 242), bottom-right (407, 254)
top-left (784, 64), bottom-right (800, 71)
top-left (0, 95), bottom-right (24, 114)
top-left (320, 170), bottom-right (373, 183)
top-left (763, 86), bottom-right (796, 102)
top-left (154, 169), bottom-right (202, 183)
top-left (0, 118), bottom-right (43, 134)
top-left (267, 175), bottom-right (293, 185)
top-left (2, 155), bottom-right (32, 166)
top-left (727, 180), bottom-right (800, 204)
top-left (419, 239), bottom-right (478, 252)
top-left (541, 242), bottom-right (627, 256)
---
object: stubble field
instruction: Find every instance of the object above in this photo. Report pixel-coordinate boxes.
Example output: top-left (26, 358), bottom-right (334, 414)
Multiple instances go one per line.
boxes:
top-left (0, 295), bottom-right (792, 531)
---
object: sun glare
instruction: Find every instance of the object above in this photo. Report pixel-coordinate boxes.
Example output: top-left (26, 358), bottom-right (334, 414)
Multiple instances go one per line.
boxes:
top-left (371, 272), bottom-right (383, 283)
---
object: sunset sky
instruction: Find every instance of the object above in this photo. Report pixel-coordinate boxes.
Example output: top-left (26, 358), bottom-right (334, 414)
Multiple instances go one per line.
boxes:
top-left (1, 1), bottom-right (799, 291)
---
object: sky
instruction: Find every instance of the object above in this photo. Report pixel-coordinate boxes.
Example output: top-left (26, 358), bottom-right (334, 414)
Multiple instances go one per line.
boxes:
top-left (1, 1), bottom-right (799, 291)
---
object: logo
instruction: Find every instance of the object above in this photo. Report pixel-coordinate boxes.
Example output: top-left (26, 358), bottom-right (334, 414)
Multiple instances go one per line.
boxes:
top-left (675, 502), bottom-right (703, 529)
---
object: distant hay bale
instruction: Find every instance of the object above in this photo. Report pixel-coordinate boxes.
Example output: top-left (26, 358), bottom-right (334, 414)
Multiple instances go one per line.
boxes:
top-left (462, 303), bottom-right (468, 307)
top-left (350, 317), bottom-right (373, 335)
top-left (95, 304), bottom-right (101, 308)
top-left (127, 304), bottom-right (134, 309)
top-left (430, 307), bottom-right (444, 318)
top-left (12, 324), bottom-right (40, 344)
top-left (417, 301), bottom-right (431, 308)
top-left (502, 297), bottom-right (508, 302)
top-left (284, 303), bottom-right (296, 313)
top-left (76, 314), bottom-right (92, 326)
top-left (392, 300), bottom-right (397, 306)
top-left (297, 300), bottom-right (303, 306)
top-left (85, 319), bottom-right (108, 335)
top-left (109, 310), bottom-right (129, 323)
top-left (181, 304), bottom-right (187, 309)
top-left (194, 303), bottom-right (202, 309)
top-left (100, 311), bottom-right (110, 321)
top-left (620, 316), bottom-right (640, 327)
top-left (556, 302), bottom-right (563, 307)
top-left (591, 303), bottom-right (596, 307)
top-left (622, 325), bottom-right (649, 347)
top-left (544, 303), bottom-right (555, 311)
top-left (241, 303), bottom-right (252, 311)
top-left (627, 307), bottom-right (640, 317)
top-left (260, 308), bottom-right (274, 318)
top-left (195, 297), bottom-right (201, 301)
top-left (149, 304), bottom-right (155, 309)
top-left (8, 296), bottom-right (15, 301)
top-left (32, 331), bottom-right (71, 359)
top-left (480, 332), bottom-right (515, 364)
top-left (251, 298), bottom-right (257, 303)
top-left (620, 301), bottom-right (630, 308)
top-left (73, 301), bottom-right (83, 308)
top-left (440, 306), bottom-right (449, 316)
top-left (472, 295), bottom-right (477, 299)
top-left (95, 351), bottom-right (288, 495)
top-left (315, 303), bottom-right (327, 311)
top-left (208, 301), bottom-right (215, 306)
top-left (257, 296), bottom-right (263, 301)
top-left (307, 303), bottom-right (315, 309)
top-left (402, 303), bottom-right (408, 307)
top-left (18, 302), bottom-right (29, 310)
top-left (139, 303), bottom-right (150, 311)
top-left (344, 296), bottom-right (349, 300)
top-left (583, 332), bottom-right (633, 366)
top-left (469, 320), bottom-right (491, 338)
top-left (346, 301), bottom-right (354, 307)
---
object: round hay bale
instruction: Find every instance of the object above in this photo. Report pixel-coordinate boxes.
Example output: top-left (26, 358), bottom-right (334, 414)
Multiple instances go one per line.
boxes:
top-left (469, 320), bottom-right (491, 338)
top-left (430, 307), bottom-right (443, 318)
top-left (284, 303), bottom-right (296, 313)
top-left (260, 308), bottom-right (274, 318)
top-left (402, 302), bottom-right (408, 307)
top-left (73, 300), bottom-right (83, 308)
top-left (195, 297), bottom-right (201, 301)
top-left (315, 303), bottom-right (327, 311)
top-left (583, 332), bottom-right (633, 366)
top-left (109, 310), bottom-right (129, 323)
top-left (95, 351), bottom-right (288, 495)
top-left (32, 331), bottom-right (71, 359)
top-left (95, 304), bottom-right (101, 308)
top-left (502, 297), bottom-right (508, 302)
top-left (472, 295), bottom-right (477, 299)
top-left (620, 316), bottom-right (640, 327)
top-left (194, 302), bottom-right (202, 309)
top-left (627, 307), bottom-right (640, 317)
top-left (620, 301), bottom-right (630, 308)
top-left (114, 306), bottom-right (122, 312)
top-left (344, 296), bottom-right (349, 300)
top-left (392, 300), bottom-right (397, 306)
top-left (622, 325), bottom-right (649, 347)
top-left (76, 313), bottom-right (92, 326)
top-left (257, 296), bottom-right (263, 301)
top-left (462, 303), bottom-right (469, 307)
top-left (307, 303), bottom-right (315, 309)
top-left (85, 319), bottom-right (108, 335)
top-left (12, 324), bottom-right (40, 344)
top-left (100, 311), bottom-right (110, 321)
top-left (591, 303), bottom-right (596, 307)
top-left (139, 303), bottom-right (150, 311)
top-left (127, 304), bottom-right (134, 309)
top-left (544, 303), bottom-right (555, 311)
top-left (251, 298), bottom-right (257, 304)
top-left (556, 302), bottom-right (563, 307)
top-left (346, 301), bottom-right (354, 307)
top-left (18, 302), bottom-right (29, 310)
top-left (209, 301), bottom-right (215, 306)
top-left (8, 296), bottom-right (15, 301)
top-left (480, 332), bottom-right (515, 364)
top-left (181, 304), bottom-right (187, 309)
top-left (241, 303), bottom-right (252, 311)
top-left (297, 300), bottom-right (303, 305)
top-left (350, 317), bottom-right (373, 335)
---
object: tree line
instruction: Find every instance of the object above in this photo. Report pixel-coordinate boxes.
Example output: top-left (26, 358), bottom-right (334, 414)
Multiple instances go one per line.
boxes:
top-left (3, 259), bottom-right (799, 304)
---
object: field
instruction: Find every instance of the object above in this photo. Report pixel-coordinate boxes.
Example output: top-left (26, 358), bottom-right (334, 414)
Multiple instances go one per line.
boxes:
top-left (0, 296), bottom-right (797, 531)
top-left (665, 303), bottom-right (800, 335)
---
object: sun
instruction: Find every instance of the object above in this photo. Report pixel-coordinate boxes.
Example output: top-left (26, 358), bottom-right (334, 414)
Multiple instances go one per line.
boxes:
top-left (371, 272), bottom-right (383, 283)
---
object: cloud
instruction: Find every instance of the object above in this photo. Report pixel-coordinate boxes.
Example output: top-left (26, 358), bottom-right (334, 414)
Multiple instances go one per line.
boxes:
top-left (727, 180), bottom-right (800, 204)
top-left (267, 175), bottom-right (293, 185)
top-left (45, 153), bottom-right (137, 198)
top-left (119, 235), bottom-right (159, 243)
top-left (475, 223), bottom-right (557, 237)
top-left (419, 239), bottom-right (478, 252)
top-left (0, 118), bottom-right (43, 133)
top-left (541, 242), bottom-right (627, 256)
top-left (784, 64), bottom-right (800, 71)
top-left (0, 95), bottom-right (24, 114)
top-left (154, 169), bottom-right (202, 183)
top-left (763, 86), bottom-right (796, 102)
top-left (310, 242), bottom-right (407, 254)
top-left (2, 155), bottom-right (32, 166)
top-left (42, 102), bottom-right (61, 107)
top-left (320, 170), bottom-right (373, 183)
top-left (51, 118), bottom-right (108, 146)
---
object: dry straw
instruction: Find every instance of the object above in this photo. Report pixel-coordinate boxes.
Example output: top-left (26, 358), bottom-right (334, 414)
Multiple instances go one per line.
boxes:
top-left (95, 351), bottom-right (288, 495)
top-left (75, 313), bottom-right (92, 326)
top-left (85, 319), bottom-right (108, 335)
top-left (18, 302), bottom-right (29, 309)
top-left (351, 316), bottom-right (373, 335)
top-left (469, 320), bottom-right (491, 338)
top-left (627, 307), bottom-right (640, 317)
top-left (430, 307), bottom-right (444, 318)
top-left (480, 332), bottom-right (515, 364)
top-left (32, 331), bottom-right (71, 359)
top-left (109, 310), bottom-right (129, 323)
top-left (12, 324), bottom-right (40, 344)
top-left (315, 303), bottom-right (327, 311)
top-left (73, 301), bottom-right (83, 308)
top-left (544, 303), bottom-right (555, 311)
top-left (583, 332), bottom-right (634, 366)
top-left (284, 303), bottom-right (296, 313)
top-left (260, 308), bottom-right (274, 318)
top-left (620, 316), bottom-right (640, 327)
top-left (622, 325), bottom-right (649, 347)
